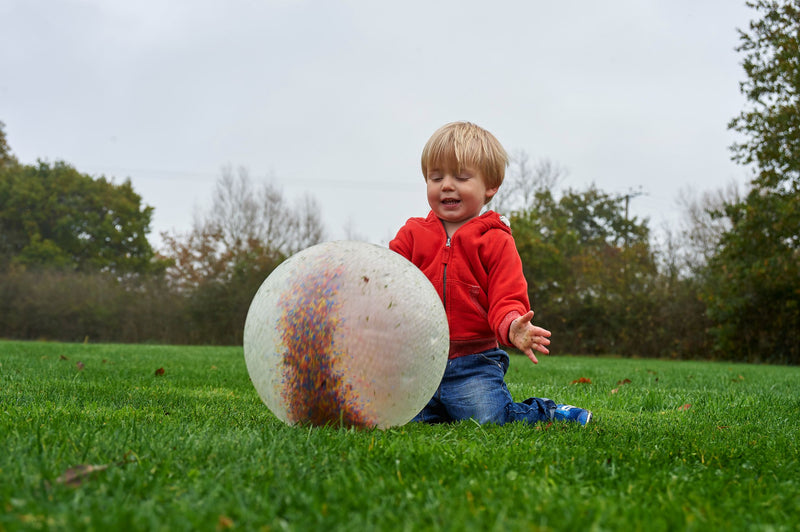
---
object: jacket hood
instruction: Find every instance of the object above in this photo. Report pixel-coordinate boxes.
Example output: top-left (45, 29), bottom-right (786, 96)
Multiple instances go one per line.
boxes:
top-left (424, 210), bottom-right (511, 238)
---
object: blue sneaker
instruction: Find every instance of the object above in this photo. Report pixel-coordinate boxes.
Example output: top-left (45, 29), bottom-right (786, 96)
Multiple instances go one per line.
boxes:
top-left (554, 404), bottom-right (592, 426)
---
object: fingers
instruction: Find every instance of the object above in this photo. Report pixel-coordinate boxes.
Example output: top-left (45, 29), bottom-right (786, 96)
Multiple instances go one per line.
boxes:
top-left (533, 334), bottom-right (551, 347)
top-left (520, 310), bottom-right (534, 324)
top-left (525, 311), bottom-right (552, 338)
top-left (511, 310), bottom-right (552, 361)
top-left (532, 342), bottom-right (550, 355)
top-left (527, 333), bottom-right (550, 353)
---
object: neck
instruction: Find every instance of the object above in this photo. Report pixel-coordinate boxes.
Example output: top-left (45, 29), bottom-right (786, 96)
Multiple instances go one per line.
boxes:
top-left (442, 220), bottom-right (464, 238)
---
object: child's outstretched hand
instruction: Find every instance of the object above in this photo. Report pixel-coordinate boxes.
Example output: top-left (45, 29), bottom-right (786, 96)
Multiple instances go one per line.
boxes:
top-left (509, 310), bottom-right (551, 364)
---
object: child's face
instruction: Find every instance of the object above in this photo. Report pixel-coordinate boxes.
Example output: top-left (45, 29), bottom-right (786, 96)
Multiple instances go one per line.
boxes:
top-left (426, 164), bottom-right (498, 234)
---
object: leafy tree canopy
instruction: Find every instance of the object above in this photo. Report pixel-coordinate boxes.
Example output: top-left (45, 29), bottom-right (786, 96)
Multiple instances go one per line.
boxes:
top-left (0, 121), bottom-right (17, 169)
top-left (730, 0), bottom-right (800, 186)
top-left (0, 158), bottom-right (159, 274)
top-left (703, 0), bottom-right (800, 363)
top-left (510, 186), bottom-right (656, 355)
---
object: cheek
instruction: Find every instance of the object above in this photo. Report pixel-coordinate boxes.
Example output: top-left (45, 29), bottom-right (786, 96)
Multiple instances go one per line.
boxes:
top-left (426, 184), bottom-right (438, 202)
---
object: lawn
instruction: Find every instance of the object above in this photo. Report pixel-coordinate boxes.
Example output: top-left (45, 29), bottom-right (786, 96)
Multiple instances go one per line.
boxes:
top-left (1, 340), bottom-right (798, 531)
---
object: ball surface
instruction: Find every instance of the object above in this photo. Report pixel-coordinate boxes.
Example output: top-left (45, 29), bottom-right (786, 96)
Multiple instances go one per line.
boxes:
top-left (243, 240), bottom-right (449, 429)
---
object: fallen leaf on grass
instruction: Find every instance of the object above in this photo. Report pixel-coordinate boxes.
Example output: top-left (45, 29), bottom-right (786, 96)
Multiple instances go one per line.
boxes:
top-left (217, 515), bottom-right (234, 530)
top-left (154, 367), bottom-right (165, 376)
top-left (678, 404), bottom-right (692, 411)
top-left (76, 361), bottom-right (85, 371)
top-left (611, 378), bottom-right (633, 394)
top-left (56, 464), bottom-right (110, 488)
top-left (55, 454), bottom-right (138, 488)
top-left (60, 355), bottom-right (69, 361)
top-left (571, 377), bottom-right (592, 384)
top-left (732, 375), bottom-right (745, 382)
top-left (54, 451), bottom-right (139, 490)
top-left (716, 426), bottom-right (729, 430)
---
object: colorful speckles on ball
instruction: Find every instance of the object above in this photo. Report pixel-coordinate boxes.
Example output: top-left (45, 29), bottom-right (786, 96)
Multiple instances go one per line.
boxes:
top-left (277, 262), bottom-right (368, 427)
top-left (243, 241), bottom-right (449, 429)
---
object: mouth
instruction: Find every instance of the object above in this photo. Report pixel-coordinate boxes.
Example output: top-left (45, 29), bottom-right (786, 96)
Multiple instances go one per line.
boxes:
top-left (442, 198), bottom-right (460, 205)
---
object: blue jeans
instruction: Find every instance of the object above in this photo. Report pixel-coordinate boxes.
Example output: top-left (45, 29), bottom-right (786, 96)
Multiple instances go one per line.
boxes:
top-left (412, 348), bottom-right (557, 425)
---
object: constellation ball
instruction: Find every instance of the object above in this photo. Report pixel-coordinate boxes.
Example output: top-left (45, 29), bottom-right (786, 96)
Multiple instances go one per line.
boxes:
top-left (243, 240), bottom-right (449, 429)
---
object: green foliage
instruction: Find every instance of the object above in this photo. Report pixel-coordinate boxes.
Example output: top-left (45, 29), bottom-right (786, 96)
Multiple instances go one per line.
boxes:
top-left (184, 248), bottom-right (284, 345)
top-left (158, 168), bottom-right (326, 345)
top-left (0, 159), bottom-right (160, 274)
top-left (2, 342), bottom-right (798, 530)
top-left (0, 121), bottom-right (17, 169)
top-left (729, 0), bottom-right (800, 176)
top-left (0, 270), bottom-right (188, 344)
top-left (0, 129), bottom-right (183, 344)
top-left (702, 0), bottom-right (800, 364)
top-left (511, 186), bottom-right (666, 357)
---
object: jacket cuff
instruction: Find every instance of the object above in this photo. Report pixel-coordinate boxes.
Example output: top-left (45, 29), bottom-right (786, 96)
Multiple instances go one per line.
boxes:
top-left (498, 310), bottom-right (522, 347)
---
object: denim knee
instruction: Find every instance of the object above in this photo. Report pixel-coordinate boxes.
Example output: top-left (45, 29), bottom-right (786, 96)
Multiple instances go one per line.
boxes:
top-left (441, 349), bottom-right (513, 424)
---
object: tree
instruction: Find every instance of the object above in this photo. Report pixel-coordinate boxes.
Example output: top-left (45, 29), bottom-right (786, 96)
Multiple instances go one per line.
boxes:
top-left (159, 167), bottom-right (327, 344)
top-left (0, 121), bottom-right (17, 169)
top-left (489, 150), bottom-right (566, 215)
top-left (510, 186), bottom-right (659, 356)
top-left (702, 0), bottom-right (800, 363)
top-left (0, 159), bottom-right (159, 274)
top-left (161, 166), bottom-right (326, 290)
top-left (669, 182), bottom-right (742, 277)
top-left (729, 0), bottom-right (800, 182)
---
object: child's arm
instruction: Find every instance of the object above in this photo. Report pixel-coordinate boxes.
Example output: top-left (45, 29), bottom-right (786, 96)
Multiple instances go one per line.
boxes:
top-left (508, 310), bottom-right (551, 364)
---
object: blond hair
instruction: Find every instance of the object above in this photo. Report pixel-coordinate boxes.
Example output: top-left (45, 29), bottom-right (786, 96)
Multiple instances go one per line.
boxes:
top-left (420, 121), bottom-right (508, 190)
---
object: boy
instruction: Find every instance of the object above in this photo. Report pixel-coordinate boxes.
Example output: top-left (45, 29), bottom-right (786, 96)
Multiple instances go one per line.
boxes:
top-left (390, 122), bottom-right (592, 426)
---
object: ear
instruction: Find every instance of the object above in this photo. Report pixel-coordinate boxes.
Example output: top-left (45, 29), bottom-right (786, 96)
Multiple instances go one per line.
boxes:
top-left (485, 186), bottom-right (499, 202)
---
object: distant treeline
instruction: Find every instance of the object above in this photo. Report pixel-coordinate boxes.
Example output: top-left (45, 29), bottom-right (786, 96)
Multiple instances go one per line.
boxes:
top-left (0, 156), bottom-right (795, 364)
top-left (0, 155), bottom-right (320, 347)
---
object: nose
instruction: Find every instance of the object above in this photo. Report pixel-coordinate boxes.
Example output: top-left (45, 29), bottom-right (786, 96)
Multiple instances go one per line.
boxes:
top-left (441, 174), bottom-right (456, 190)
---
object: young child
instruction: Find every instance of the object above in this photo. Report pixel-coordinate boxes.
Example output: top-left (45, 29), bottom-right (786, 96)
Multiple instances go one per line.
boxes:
top-left (390, 121), bottom-right (592, 426)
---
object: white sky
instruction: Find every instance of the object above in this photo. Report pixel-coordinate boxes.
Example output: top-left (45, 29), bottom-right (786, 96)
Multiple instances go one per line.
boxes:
top-left (1, 1), bottom-right (755, 248)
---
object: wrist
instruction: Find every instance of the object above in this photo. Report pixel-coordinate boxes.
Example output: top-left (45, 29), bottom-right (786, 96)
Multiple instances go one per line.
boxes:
top-left (499, 310), bottom-right (522, 346)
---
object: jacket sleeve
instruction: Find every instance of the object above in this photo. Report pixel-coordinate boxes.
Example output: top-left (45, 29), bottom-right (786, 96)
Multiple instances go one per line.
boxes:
top-left (484, 232), bottom-right (530, 346)
top-left (389, 224), bottom-right (412, 261)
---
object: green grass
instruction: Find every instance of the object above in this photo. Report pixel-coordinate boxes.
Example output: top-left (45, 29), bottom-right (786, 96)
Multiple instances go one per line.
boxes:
top-left (1, 340), bottom-right (798, 531)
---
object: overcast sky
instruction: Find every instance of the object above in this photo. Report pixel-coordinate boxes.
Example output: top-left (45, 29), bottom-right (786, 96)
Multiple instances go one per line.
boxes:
top-left (1, 1), bottom-right (755, 248)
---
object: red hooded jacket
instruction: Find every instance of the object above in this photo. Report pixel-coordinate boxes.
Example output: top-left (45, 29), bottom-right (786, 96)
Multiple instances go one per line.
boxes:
top-left (389, 210), bottom-right (530, 359)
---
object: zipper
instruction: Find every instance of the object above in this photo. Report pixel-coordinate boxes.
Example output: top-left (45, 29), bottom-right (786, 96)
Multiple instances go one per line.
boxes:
top-left (442, 234), bottom-right (451, 309)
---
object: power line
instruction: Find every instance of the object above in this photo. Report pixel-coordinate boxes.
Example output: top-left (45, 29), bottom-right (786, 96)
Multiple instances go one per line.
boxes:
top-left (80, 164), bottom-right (418, 190)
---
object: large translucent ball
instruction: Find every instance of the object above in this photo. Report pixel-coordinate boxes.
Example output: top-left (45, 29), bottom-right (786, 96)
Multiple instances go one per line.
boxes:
top-left (243, 241), bottom-right (449, 429)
